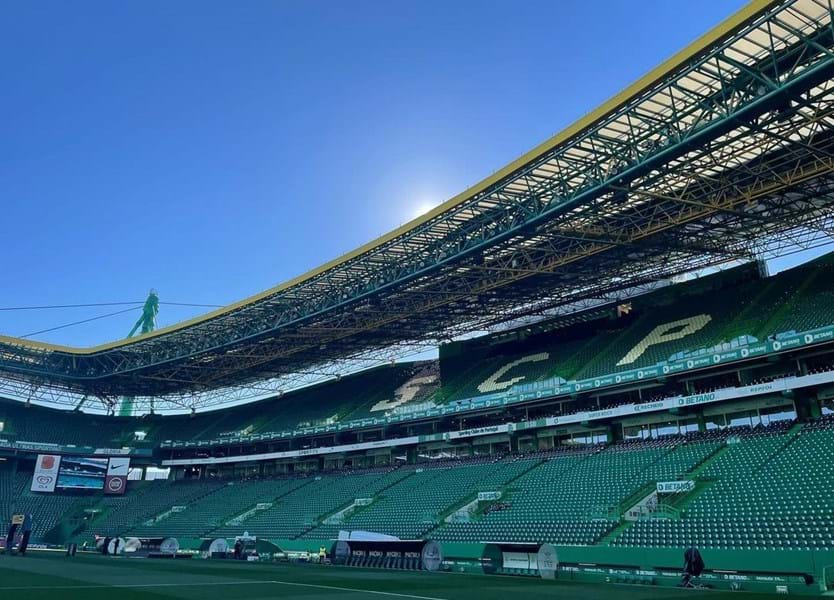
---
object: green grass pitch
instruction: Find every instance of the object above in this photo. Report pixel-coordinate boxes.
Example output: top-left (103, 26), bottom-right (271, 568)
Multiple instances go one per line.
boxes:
top-left (0, 551), bottom-right (776, 600)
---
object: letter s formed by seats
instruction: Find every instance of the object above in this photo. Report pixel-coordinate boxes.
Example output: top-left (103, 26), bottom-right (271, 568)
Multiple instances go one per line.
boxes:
top-left (370, 374), bottom-right (439, 412)
top-left (616, 314), bottom-right (712, 366)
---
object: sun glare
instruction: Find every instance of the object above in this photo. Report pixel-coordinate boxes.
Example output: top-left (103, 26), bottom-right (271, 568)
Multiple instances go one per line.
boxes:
top-left (412, 201), bottom-right (439, 220)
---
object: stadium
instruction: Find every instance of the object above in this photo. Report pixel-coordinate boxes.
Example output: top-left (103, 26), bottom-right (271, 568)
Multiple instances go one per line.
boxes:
top-left (3, 0), bottom-right (834, 597)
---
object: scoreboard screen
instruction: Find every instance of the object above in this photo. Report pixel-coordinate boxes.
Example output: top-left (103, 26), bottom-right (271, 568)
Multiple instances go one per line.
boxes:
top-left (56, 456), bottom-right (108, 490)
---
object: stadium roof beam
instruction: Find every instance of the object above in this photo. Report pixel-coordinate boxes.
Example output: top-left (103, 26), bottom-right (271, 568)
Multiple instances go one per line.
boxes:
top-left (2, 0), bottom-right (834, 413)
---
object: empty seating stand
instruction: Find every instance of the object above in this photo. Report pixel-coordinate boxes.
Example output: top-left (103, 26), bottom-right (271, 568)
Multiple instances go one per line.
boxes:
top-left (612, 423), bottom-right (834, 551)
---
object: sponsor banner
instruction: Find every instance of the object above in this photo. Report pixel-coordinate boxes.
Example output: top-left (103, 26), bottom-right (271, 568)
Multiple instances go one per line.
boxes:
top-left (137, 325), bottom-right (834, 451)
top-left (538, 326), bottom-right (834, 399)
top-left (104, 457), bottom-right (130, 495)
top-left (163, 435), bottom-right (422, 466)
top-left (0, 439), bottom-right (150, 457)
top-left (163, 369), bottom-right (834, 466)
top-left (445, 425), bottom-right (510, 441)
top-left (477, 491), bottom-right (502, 501)
top-left (94, 448), bottom-right (132, 455)
top-left (162, 371), bottom-right (834, 466)
top-left (31, 454), bottom-right (61, 493)
top-left (421, 541), bottom-right (443, 572)
top-left (537, 544), bottom-right (558, 580)
top-left (104, 476), bottom-right (126, 495)
top-left (16, 441), bottom-right (62, 452)
top-left (657, 480), bottom-right (695, 494)
top-left (106, 457), bottom-right (130, 476)
top-left (503, 552), bottom-right (533, 570)
top-left (542, 370), bottom-right (834, 429)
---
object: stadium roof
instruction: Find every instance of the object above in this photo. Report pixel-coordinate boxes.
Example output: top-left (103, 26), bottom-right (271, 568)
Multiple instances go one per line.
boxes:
top-left (3, 0), bottom-right (834, 412)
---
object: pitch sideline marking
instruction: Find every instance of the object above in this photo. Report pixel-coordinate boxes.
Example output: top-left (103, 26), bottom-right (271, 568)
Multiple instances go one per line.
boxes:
top-left (271, 579), bottom-right (447, 599)
top-left (0, 578), bottom-right (448, 599)
top-left (0, 580), bottom-right (276, 591)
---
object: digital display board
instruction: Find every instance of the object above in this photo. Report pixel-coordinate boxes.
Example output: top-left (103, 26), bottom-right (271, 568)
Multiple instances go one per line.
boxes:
top-left (56, 456), bottom-right (108, 490)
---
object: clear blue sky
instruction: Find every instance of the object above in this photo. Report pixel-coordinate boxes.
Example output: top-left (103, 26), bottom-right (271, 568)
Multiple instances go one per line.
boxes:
top-left (6, 0), bottom-right (818, 347)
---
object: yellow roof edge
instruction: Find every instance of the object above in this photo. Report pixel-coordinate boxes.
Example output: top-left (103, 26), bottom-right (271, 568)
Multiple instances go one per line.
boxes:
top-left (0, 0), bottom-right (774, 356)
